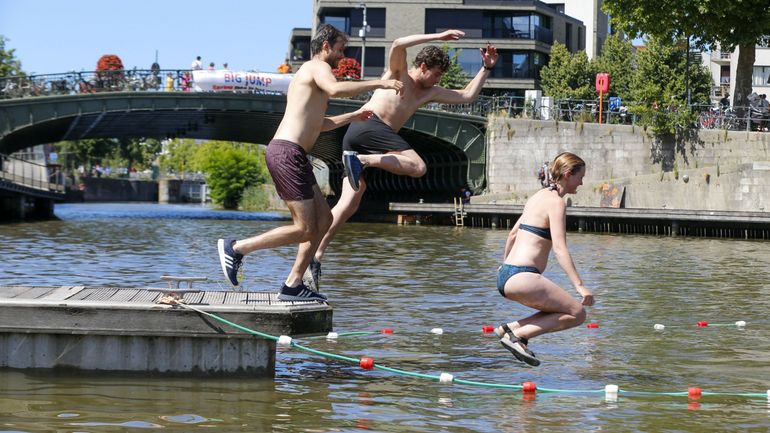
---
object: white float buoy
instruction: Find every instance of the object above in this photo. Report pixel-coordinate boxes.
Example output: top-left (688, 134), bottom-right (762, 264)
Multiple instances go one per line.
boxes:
top-left (735, 321), bottom-right (746, 327)
top-left (653, 324), bottom-right (665, 331)
top-left (326, 332), bottom-right (339, 339)
top-left (605, 384), bottom-right (619, 402)
top-left (430, 328), bottom-right (444, 335)
top-left (439, 372), bottom-right (454, 383)
top-left (277, 335), bottom-right (293, 346)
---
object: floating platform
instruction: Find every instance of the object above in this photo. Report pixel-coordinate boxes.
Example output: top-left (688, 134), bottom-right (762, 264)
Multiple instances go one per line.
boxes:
top-left (0, 281), bottom-right (332, 376)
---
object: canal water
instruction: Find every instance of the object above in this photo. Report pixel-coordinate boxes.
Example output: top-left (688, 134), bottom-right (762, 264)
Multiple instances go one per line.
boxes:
top-left (1, 203), bottom-right (769, 432)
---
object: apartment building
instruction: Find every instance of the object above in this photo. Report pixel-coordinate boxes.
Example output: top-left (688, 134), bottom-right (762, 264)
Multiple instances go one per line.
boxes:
top-left (701, 44), bottom-right (770, 105)
top-left (288, 0), bottom-right (595, 96)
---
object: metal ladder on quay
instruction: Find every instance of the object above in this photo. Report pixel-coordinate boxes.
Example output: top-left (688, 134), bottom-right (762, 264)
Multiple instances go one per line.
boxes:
top-left (453, 197), bottom-right (466, 227)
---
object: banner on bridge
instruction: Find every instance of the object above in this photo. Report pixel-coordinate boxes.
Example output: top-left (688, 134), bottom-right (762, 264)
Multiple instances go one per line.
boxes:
top-left (192, 70), bottom-right (292, 94)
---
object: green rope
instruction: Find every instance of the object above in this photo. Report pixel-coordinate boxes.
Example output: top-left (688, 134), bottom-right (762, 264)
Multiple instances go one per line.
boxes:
top-left (179, 304), bottom-right (768, 399)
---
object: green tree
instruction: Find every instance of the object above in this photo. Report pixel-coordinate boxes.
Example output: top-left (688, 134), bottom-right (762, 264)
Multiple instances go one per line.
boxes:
top-left (111, 138), bottom-right (161, 171)
top-left (0, 36), bottom-right (25, 78)
top-left (630, 37), bottom-right (711, 107)
top-left (54, 139), bottom-right (113, 171)
top-left (195, 141), bottom-right (268, 209)
top-left (158, 139), bottom-right (200, 175)
top-left (440, 44), bottom-right (469, 89)
top-left (592, 34), bottom-right (635, 100)
top-left (539, 42), bottom-right (595, 100)
top-left (603, 0), bottom-right (770, 109)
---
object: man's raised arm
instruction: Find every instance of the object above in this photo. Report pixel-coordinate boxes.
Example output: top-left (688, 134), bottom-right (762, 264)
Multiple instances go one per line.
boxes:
top-left (388, 30), bottom-right (465, 74)
top-left (313, 61), bottom-right (403, 98)
top-left (431, 44), bottom-right (499, 105)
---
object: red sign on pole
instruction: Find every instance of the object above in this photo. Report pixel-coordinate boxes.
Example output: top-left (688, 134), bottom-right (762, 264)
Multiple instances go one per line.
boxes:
top-left (595, 73), bottom-right (610, 93)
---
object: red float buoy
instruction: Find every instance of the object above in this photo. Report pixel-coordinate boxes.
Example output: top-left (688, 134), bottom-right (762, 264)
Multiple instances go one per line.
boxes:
top-left (696, 321), bottom-right (708, 327)
top-left (587, 323), bottom-right (599, 329)
top-left (522, 381), bottom-right (537, 393)
top-left (381, 328), bottom-right (394, 334)
top-left (482, 325), bottom-right (495, 333)
top-left (688, 387), bottom-right (702, 398)
top-left (360, 357), bottom-right (374, 370)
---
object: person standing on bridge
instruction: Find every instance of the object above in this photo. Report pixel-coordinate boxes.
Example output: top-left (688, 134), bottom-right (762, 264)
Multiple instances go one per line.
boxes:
top-left (309, 30), bottom-right (498, 288)
top-left (216, 24), bottom-right (403, 301)
top-left (494, 152), bottom-right (595, 366)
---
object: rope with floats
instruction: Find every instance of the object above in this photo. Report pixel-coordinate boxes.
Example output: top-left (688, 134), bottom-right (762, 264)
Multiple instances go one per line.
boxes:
top-left (177, 303), bottom-right (769, 401)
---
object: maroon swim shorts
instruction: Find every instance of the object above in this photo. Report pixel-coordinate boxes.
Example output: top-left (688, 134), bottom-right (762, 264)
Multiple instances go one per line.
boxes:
top-left (265, 139), bottom-right (317, 201)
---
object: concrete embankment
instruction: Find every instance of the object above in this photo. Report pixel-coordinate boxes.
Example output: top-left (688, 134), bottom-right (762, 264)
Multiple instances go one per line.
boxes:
top-left (76, 177), bottom-right (158, 202)
top-left (483, 117), bottom-right (770, 213)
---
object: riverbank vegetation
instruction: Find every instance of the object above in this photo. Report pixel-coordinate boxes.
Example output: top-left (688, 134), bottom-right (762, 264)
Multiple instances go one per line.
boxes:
top-left (159, 139), bottom-right (269, 210)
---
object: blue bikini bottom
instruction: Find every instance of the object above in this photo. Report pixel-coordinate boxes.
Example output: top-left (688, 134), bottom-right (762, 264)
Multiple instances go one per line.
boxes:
top-left (497, 264), bottom-right (541, 296)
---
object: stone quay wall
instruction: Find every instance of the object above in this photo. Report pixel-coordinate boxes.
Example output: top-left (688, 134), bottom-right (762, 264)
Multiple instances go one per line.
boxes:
top-left (484, 117), bottom-right (770, 212)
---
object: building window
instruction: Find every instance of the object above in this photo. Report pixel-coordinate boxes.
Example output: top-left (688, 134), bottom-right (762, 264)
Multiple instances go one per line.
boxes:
top-left (351, 8), bottom-right (386, 38)
top-left (578, 27), bottom-right (584, 51)
top-left (565, 23), bottom-right (572, 52)
top-left (451, 48), bottom-right (548, 80)
top-left (320, 8), bottom-right (386, 38)
top-left (720, 65), bottom-right (730, 85)
top-left (344, 46), bottom-right (385, 76)
top-left (451, 48), bottom-right (483, 75)
top-left (292, 38), bottom-right (310, 61)
top-left (425, 9), bottom-right (484, 38)
top-left (322, 13), bottom-right (349, 34)
top-left (752, 66), bottom-right (770, 86)
top-left (481, 11), bottom-right (553, 44)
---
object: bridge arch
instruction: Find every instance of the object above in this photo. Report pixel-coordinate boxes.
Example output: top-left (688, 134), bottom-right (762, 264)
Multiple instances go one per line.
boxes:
top-left (0, 93), bottom-right (486, 199)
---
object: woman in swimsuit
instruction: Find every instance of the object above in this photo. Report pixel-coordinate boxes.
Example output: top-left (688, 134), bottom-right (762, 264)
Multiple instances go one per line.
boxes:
top-left (495, 152), bottom-right (595, 366)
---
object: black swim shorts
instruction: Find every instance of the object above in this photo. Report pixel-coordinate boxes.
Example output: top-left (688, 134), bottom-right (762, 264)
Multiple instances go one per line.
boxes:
top-left (342, 114), bottom-right (412, 154)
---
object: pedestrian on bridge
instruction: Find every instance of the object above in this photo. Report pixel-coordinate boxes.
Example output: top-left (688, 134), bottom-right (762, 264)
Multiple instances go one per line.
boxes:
top-left (216, 24), bottom-right (403, 301)
top-left (312, 30), bottom-right (498, 283)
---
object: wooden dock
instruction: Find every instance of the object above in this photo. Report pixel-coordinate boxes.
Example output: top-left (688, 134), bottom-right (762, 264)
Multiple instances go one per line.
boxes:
top-left (0, 284), bottom-right (332, 376)
top-left (390, 202), bottom-right (770, 239)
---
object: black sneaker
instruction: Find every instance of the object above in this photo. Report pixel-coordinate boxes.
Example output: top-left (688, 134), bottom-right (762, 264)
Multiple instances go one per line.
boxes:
top-left (217, 238), bottom-right (243, 287)
top-left (277, 283), bottom-right (328, 302)
top-left (342, 150), bottom-right (364, 191)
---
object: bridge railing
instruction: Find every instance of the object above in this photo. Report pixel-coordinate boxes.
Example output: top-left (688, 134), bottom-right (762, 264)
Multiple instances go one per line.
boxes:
top-left (3, 70), bottom-right (769, 131)
top-left (0, 69), bottom-right (199, 97)
top-left (0, 153), bottom-right (65, 193)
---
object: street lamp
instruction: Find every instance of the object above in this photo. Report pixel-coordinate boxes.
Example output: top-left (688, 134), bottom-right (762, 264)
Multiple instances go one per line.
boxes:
top-left (357, 3), bottom-right (370, 79)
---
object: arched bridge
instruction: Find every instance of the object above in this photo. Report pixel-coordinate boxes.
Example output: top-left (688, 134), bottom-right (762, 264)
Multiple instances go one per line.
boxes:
top-left (0, 92), bottom-right (487, 200)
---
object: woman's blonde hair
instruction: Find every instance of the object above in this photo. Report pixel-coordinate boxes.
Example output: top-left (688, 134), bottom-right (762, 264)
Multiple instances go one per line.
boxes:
top-left (548, 152), bottom-right (585, 186)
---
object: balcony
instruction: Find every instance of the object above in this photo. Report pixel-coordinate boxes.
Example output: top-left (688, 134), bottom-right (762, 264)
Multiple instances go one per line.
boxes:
top-left (712, 51), bottom-right (731, 64)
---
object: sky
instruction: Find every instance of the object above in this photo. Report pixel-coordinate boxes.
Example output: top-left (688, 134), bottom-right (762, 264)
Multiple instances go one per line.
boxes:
top-left (0, 0), bottom-right (316, 75)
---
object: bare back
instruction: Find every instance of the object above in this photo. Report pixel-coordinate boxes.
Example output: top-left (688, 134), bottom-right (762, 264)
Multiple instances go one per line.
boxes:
top-left (273, 59), bottom-right (333, 152)
top-left (505, 188), bottom-right (565, 271)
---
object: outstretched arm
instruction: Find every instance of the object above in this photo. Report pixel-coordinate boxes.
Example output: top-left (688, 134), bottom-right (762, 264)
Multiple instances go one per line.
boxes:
top-left (313, 61), bottom-right (404, 98)
top-left (388, 30), bottom-right (465, 75)
top-left (549, 201), bottom-right (595, 306)
top-left (430, 44), bottom-right (499, 104)
top-left (322, 108), bottom-right (373, 132)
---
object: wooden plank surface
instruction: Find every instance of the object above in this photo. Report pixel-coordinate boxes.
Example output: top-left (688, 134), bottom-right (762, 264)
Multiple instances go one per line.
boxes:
top-left (0, 285), bottom-right (333, 338)
top-left (42, 286), bottom-right (85, 300)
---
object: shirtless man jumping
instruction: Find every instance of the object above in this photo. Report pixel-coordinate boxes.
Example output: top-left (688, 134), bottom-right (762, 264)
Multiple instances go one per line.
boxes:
top-left (217, 24), bottom-right (403, 301)
top-left (308, 30), bottom-right (497, 288)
